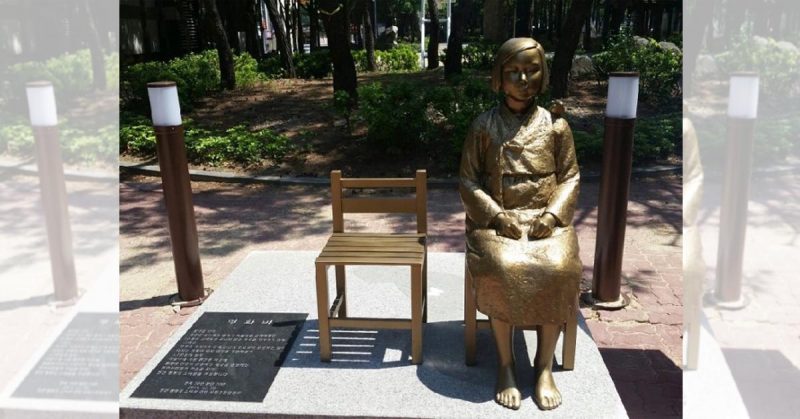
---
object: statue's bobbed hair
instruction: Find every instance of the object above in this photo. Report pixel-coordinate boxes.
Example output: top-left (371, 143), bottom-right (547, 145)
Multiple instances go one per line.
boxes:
top-left (490, 38), bottom-right (549, 95)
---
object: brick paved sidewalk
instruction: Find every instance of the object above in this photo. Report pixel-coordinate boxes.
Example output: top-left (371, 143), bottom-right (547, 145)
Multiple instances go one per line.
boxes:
top-left (119, 172), bottom-right (682, 418)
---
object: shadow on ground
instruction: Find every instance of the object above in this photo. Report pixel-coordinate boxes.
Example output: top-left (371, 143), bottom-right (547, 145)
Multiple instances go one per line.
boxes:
top-left (599, 348), bottom-right (682, 418)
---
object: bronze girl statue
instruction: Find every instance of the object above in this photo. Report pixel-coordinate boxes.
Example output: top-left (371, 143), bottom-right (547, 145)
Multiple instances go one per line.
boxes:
top-left (459, 37), bottom-right (582, 410)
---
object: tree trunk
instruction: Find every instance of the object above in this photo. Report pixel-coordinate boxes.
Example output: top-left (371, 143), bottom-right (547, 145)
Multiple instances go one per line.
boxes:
top-left (606, 0), bottom-right (625, 40)
top-left (245, 0), bottom-right (262, 58)
top-left (308, 0), bottom-right (320, 51)
top-left (426, 0), bottom-right (439, 69)
top-left (444, 0), bottom-right (470, 79)
top-left (515, 0), bottom-right (532, 37)
top-left (139, 0), bottom-right (153, 54)
top-left (83, 0), bottom-right (106, 90)
top-left (319, 0), bottom-right (358, 102)
top-left (294, 1), bottom-right (304, 52)
top-left (265, 0), bottom-right (296, 77)
top-left (651, 4), bottom-right (664, 40)
top-left (363, 0), bottom-right (377, 71)
top-left (202, 0), bottom-right (236, 89)
top-left (550, 0), bottom-right (592, 99)
top-left (634, 3), bottom-right (647, 36)
top-left (582, 1), bottom-right (592, 50)
top-left (483, 0), bottom-right (508, 42)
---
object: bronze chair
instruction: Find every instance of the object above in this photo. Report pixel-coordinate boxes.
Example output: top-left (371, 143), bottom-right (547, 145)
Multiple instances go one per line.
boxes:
top-left (464, 265), bottom-right (578, 370)
top-left (315, 170), bottom-right (428, 364)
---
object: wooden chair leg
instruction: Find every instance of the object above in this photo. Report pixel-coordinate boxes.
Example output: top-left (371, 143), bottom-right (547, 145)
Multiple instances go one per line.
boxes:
top-left (411, 264), bottom-right (423, 365)
top-left (335, 265), bottom-right (347, 318)
top-left (464, 264), bottom-right (477, 366)
top-left (315, 263), bottom-right (332, 362)
top-left (562, 307), bottom-right (577, 370)
top-left (422, 250), bottom-right (428, 323)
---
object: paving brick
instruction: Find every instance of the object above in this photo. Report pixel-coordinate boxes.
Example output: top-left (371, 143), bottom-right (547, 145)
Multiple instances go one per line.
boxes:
top-left (598, 307), bottom-right (649, 323)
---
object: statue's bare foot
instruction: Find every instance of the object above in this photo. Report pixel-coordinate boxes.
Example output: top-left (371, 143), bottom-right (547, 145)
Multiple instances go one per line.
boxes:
top-left (534, 368), bottom-right (562, 410)
top-left (495, 365), bottom-right (521, 410)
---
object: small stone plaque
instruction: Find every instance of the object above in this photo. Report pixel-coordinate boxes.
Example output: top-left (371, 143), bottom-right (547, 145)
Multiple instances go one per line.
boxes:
top-left (131, 312), bottom-right (306, 402)
top-left (12, 312), bottom-right (119, 401)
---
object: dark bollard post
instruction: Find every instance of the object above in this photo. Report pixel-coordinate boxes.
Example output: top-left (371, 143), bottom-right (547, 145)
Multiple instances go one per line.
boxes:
top-left (26, 81), bottom-right (79, 305)
top-left (147, 81), bottom-right (208, 306)
top-left (709, 72), bottom-right (759, 309)
top-left (589, 72), bottom-right (640, 310)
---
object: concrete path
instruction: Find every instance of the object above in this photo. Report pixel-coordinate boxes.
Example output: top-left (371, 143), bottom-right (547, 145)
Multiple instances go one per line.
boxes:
top-left (119, 172), bottom-right (682, 418)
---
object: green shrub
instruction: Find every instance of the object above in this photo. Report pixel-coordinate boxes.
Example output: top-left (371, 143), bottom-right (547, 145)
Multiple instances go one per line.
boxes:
top-left (463, 39), bottom-right (501, 70)
top-left (633, 113), bottom-right (681, 162)
top-left (4, 49), bottom-right (116, 110)
top-left (715, 34), bottom-right (800, 98)
top-left (378, 44), bottom-right (420, 72)
top-left (122, 50), bottom-right (265, 112)
top-left (356, 74), bottom-right (497, 158)
top-left (592, 28), bottom-right (682, 102)
top-left (695, 111), bottom-right (800, 166)
top-left (0, 118), bottom-right (116, 166)
top-left (120, 113), bottom-right (157, 155)
top-left (234, 53), bottom-right (266, 87)
top-left (258, 52), bottom-right (285, 79)
top-left (294, 50), bottom-right (333, 79)
top-left (572, 128), bottom-right (603, 163)
top-left (0, 123), bottom-right (35, 155)
top-left (571, 112), bottom-right (681, 165)
top-left (357, 81), bottom-right (428, 151)
top-left (121, 114), bottom-right (292, 166)
top-left (106, 52), bottom-right (120, 90)
top-left (353, 44), bottom-right (420, 73)
top-left (167, 50), bottom-right (220, 105)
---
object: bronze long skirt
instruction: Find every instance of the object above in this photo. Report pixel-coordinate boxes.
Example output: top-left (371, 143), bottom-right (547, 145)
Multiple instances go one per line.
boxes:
top-left (466, 225), bottom-right (582, 325)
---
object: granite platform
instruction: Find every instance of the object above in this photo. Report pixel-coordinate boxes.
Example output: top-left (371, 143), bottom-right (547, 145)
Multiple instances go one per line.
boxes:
top-left (120, 251), bottom-right (627, 418)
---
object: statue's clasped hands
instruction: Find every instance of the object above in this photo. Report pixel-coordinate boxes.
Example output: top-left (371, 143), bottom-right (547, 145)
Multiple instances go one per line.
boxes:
top-left (493, 212), bottom-right (556, 240)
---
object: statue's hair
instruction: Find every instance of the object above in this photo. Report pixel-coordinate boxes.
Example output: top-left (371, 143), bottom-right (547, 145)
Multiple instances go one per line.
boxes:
top-left (490, 38), bottom-right (549, 95)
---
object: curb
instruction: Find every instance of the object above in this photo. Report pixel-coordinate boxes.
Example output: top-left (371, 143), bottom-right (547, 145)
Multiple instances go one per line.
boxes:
top-left (0, 160), bottom-right (117, 182)
top-left (120, 161), bottom-right (682, 187)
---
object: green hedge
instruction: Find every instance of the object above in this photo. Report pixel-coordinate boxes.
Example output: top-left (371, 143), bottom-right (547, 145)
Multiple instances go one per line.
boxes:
top-left (356, 75), bottom-right (679, 166)
top-left (356, 75), bottom-right (497, 159)
top-left (592, 29), bottom-right (682, 102)
top-left (3, 49), bottom-right (118, 110)
top-left (715, 35), bottom-right (800, 98)
top-left (353, 44), bottom-right (420, 72)
top-left (0, 118), bottom-right (117, 166)
top-left (121, 50), bottom-right (265, 112)
top-left (571, 113), bottom-right (681, 165)
top-left (259, 44), bottom-right (420, 79)
top-left (120, 113), bottom-right (291, 165)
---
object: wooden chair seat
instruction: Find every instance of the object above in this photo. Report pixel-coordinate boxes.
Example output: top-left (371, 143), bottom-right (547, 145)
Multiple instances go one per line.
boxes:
top-left (317, 233), bottom-right (426, 266)
top-left (315, 171), bottom-right (428, 365)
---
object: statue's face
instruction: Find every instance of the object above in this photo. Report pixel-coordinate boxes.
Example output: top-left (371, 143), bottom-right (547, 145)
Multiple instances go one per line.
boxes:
top-left (501, 48), bottom-right (543, 103)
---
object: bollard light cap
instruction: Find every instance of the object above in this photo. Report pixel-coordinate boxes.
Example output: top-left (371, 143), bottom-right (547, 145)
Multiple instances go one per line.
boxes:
top-left (605, 72), bottom-right (639, 119)
top-left (26, 81), bottom-right (58, 127)
top-left (147, 81), bottom-right (182, 126)
top-left (728, 72), bottom-right (759, 119)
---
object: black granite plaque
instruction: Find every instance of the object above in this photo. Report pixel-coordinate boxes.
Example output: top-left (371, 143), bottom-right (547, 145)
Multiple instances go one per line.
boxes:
top-left (131, 312), bottom-right (306, 402)
top-left (12, 312), bottom-right (119, 401)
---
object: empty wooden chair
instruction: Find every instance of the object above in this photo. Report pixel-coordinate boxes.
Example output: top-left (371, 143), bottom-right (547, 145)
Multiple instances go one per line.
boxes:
top-left (315, 170), bottom-right (427, 364)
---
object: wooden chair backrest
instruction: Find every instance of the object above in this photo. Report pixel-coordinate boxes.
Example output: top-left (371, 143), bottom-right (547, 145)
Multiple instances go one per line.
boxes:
top-left (330, 170), bottom-right (427, 234)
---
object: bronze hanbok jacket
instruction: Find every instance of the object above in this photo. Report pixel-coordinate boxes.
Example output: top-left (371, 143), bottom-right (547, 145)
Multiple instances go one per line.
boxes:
top-left (459, 104), bottom-right (582, 325)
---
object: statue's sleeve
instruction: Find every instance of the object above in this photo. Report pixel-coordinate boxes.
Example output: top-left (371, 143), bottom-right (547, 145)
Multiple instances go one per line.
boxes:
top-left (459, 118), bottom-right (503, 227)
top-left (545, 118), bottom-right (580, 226)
